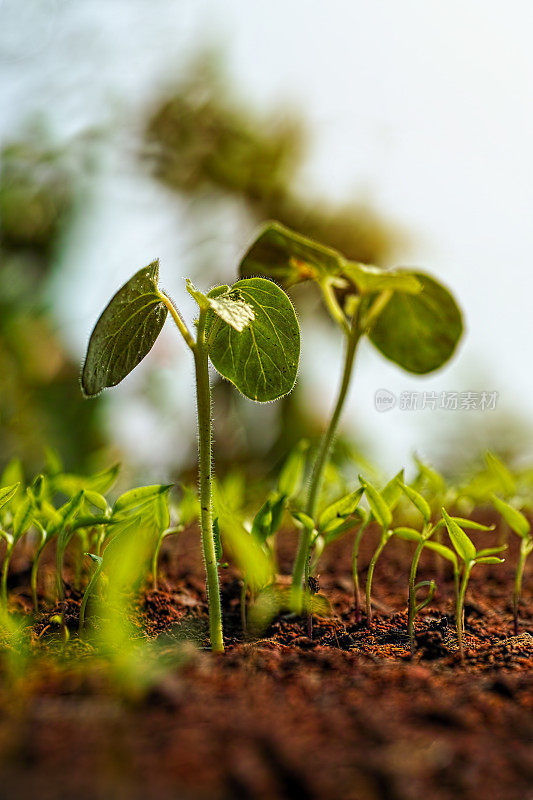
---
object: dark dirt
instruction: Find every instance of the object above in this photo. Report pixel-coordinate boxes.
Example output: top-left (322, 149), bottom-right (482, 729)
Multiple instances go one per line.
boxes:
top-left (0, 523), bottom-right (532, 800)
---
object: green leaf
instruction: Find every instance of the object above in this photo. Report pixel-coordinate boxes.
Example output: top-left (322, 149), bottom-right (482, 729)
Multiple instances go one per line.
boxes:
top-left (485, 451), bottom-right (516, 497)
top-left (251, 498), bottom-right (273, 544)
top-left (399, 482), bottom-right (431, 523)
top-left (363, 273), bottom-right (463, 374)
top-left (491, 494), bottom-right (530, 539)
top-left (112, 485), bottom-right (171, 543)
top-left (81, 262), bottom-right (168, 396)
top-left (414, 455), bottom-right (446, 497)
top-left (476, 545), bottom-right (507, 557)
top-left (292, 511), bottom-right (315, 531)
top-left (50, 464), bottom-right (120, 497)
top-left (0, 484), bottom-right (20, 514)
top-left (239, 221), bottom-right (343, 286)
top-left (12, 493), bottom-right (33, 539)
top-left (475, 556), bottom-right (505, 565)
top-left (423, 540), bottom-right (458, 569)
top-left (113, 484), bottom-right (172, 515)
top-left (441, 508), bottom-right (476, 562)
top-left (382, 470), bottom-right (405, 511)
top-left (238, 221), bottom-right (421, 296)
top-left (342, 262), bottom-right (421, 295)
top-left (392, 526), bottom-right (423, 542)
top-left (318, 487), bottom-right (364, 532)
top-left (448, 517), bottom-right (495, 532)
top-left (207, 277), bottom-right (300, 402)
top-left (361, 477), bottom-right (392, 530)
top-left (277, 440), bottom-right (309, 498)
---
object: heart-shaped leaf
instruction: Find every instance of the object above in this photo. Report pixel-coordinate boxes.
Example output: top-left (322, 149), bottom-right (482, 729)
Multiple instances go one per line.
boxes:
top-left (363, 273), bottom-right (463, 374)
top-left (206, 277), bottom-right (300, 402)
top-left (82, 262), bottom-right (168, 396)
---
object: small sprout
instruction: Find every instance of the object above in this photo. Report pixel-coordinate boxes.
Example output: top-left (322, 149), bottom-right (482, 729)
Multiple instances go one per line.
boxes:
top-left (491, 494), bottom-right (532, 634)
top-left (442, 508), bottom-right (505, 661)
top-left (79, 553), bottom-right (103, 633)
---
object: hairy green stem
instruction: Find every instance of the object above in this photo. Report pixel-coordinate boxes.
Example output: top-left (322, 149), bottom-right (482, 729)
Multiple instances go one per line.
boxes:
top-left (194, 311), bottom-right (224, 653)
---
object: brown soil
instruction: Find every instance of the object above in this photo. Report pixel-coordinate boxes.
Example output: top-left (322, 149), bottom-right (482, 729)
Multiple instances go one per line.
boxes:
top-left (0, 524), bottom-right (532, 800)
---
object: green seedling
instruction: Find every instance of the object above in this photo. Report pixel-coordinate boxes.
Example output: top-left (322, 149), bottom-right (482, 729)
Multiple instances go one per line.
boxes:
top-left (352, 470), bottom-right (403, 622)
top-left (442, 508), bottom-right (505, 660)
top-left (491, 494), bottom-right (532, 634)
top-left (238, 221), bottom-right (463, 598)
top-left (79, 553), bottom-right (103, 632)
top-left (397, 481), bottom-right (495, 650)
top-left (360, 476), bottom-right (404, 626)
top-left (0, 483), bottom-right (24, 606)
top-left (214, 482), bottom-right (276, 634)
top-left (81, 262), bottom-right (300, 652)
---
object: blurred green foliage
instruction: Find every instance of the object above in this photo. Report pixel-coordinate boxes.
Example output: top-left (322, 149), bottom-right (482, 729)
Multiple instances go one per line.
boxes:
top-left (144, 55), bottom-right (400, 267)
top-left (0, 132), bottom-right (105, 474)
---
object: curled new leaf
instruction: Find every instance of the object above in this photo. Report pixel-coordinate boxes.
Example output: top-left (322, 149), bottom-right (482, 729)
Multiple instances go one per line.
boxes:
top-left (81, 262), bottom-right (168, 396)
top-left (206, 278), bottom-right (300, 402)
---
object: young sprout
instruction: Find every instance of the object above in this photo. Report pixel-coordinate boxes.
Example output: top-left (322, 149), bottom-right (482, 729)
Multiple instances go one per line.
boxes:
top-left (397, 481), bottom-right (495, 651)
top-left (79, 553), bottom-right (103, 632)
top-left (442, 508), bottom-right (505, 660)
top-left (238, 222), bottom-right (463, 599)
top-left (81, 263), bottom-right (300, 652)
top-left (491, 494), bottom-right (532, 635)
top-left (0, 483), bottom-right (23, 607)
top-left (352, 470), bottom-right (403, 622)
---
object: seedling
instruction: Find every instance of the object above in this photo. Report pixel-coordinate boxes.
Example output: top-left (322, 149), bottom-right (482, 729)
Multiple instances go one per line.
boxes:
top-left (238, 222), bottom-right (463, 598)
top-left (442, 508), bottom-right (505, 660)
top-left (360, 476), bottom-right (406, 626)
top-left (0, 483), bottom-right (23, 606)
top-left (491, 494), bottom-right (532, 634)
top-left (396, 481), bottom-right (495, 650)
top-left (81, 262), bottom-right (300, 651)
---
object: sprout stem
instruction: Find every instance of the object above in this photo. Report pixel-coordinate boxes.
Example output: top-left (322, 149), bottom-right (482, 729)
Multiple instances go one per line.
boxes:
top-left (352, 520), bottom-right (369, 622)
top-left (456, 561), bottom-right (473, 662)
top-left (408, 539), bottom-right (425, 649)
top-left (513, 541), bottom-right (528, 636)
top-left (292, 315), bottom-right (362, 592)
top-left (366, 533), bottom-right (388, 626)
top-left (194, 310), bottom-right (224, 653)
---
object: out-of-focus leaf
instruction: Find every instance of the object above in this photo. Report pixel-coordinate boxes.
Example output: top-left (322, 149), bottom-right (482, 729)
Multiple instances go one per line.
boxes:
top-left (491, 494), bottom-right (530, 539)
top-left (363, 273), bottom-right (463, 374)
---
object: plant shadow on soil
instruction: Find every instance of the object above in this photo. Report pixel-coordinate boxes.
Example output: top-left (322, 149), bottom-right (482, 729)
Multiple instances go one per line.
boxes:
top-left (1, 523), bottom-right (532, 800)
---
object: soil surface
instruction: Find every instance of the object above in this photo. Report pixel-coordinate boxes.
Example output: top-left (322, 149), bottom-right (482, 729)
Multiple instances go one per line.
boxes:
top-left (0, 523), bottom-right (532, 800)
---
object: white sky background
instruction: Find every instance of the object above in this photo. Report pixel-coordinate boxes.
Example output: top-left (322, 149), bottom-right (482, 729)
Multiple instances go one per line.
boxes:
top-left (1, 0), bottom-right (532, 475)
